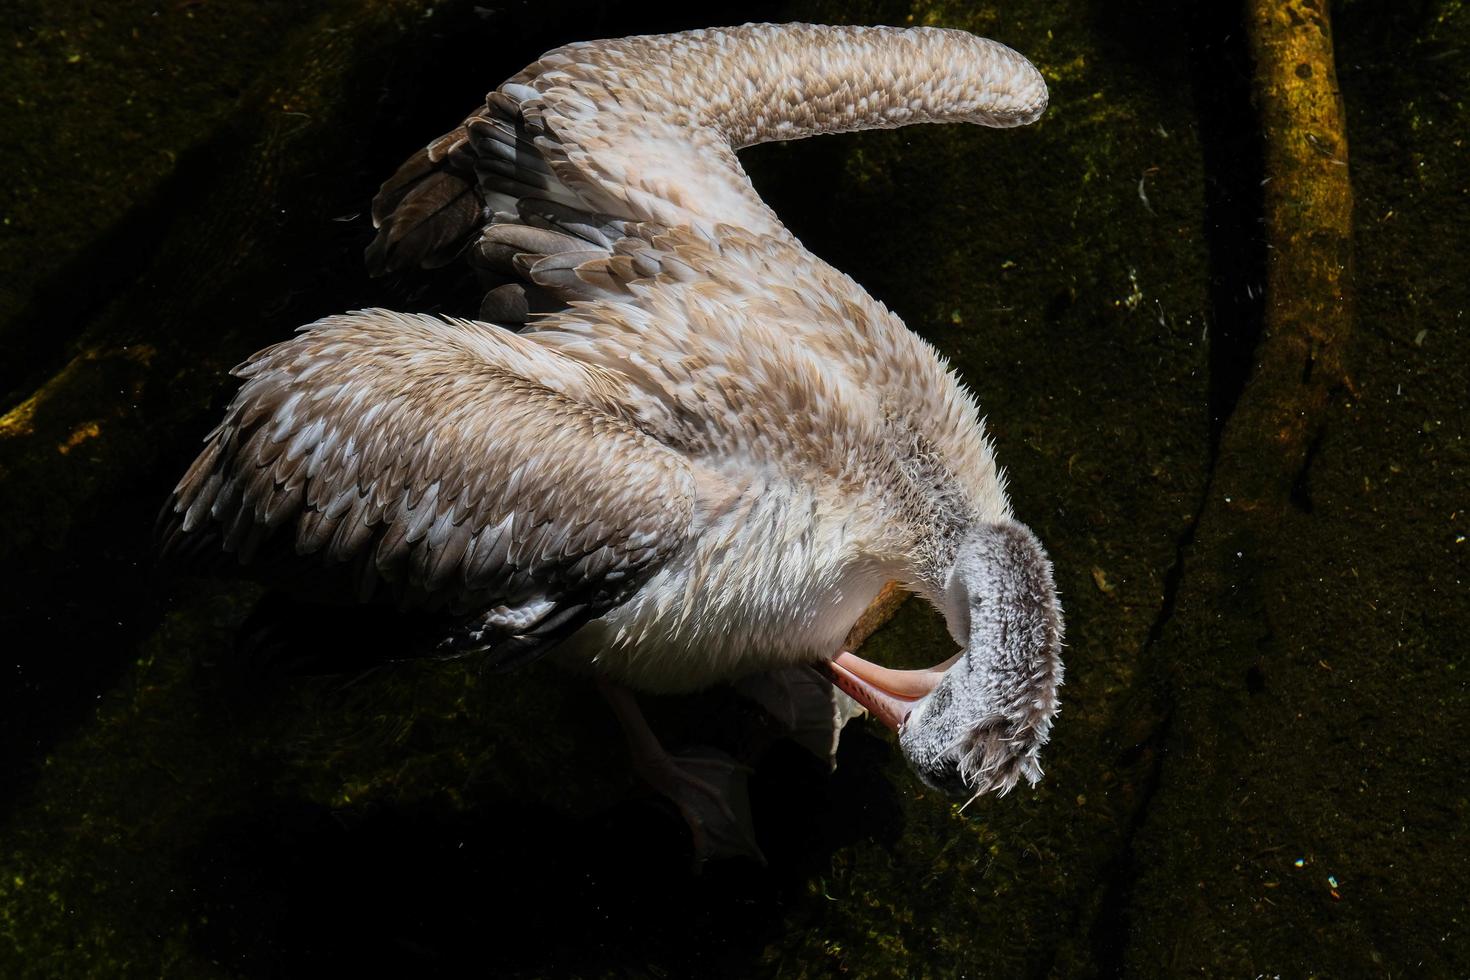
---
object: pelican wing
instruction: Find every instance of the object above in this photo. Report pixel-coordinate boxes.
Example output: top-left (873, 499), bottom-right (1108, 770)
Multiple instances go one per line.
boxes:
top-left (366, 24), bottom-right (1047, 275)
top-left (162, 309), bottom-right (695, 665)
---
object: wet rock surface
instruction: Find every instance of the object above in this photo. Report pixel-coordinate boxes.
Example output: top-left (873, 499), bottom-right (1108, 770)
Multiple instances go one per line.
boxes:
top-left (1, 1), bottom-right (1465, 976)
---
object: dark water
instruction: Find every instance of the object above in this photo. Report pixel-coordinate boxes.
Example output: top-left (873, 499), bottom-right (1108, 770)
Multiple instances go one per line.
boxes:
top-left (1, 1), bottom-right (1464, 976)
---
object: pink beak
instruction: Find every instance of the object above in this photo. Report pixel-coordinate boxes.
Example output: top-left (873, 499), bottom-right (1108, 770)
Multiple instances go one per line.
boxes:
top-left (825, 650), bottom-right (962, 732)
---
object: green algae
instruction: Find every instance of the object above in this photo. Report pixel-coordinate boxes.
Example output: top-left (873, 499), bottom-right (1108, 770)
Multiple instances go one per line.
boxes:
top-left (1, 0), bottom-right (1467, 976)
top-left (0, 0), bottom-right (581, 593)
top-left (0, 0), bottom-right (321, 404)
top-left (0, 576), bottom-right (628, 976)
top-left (1118, 2), bottom-right (1470, 974)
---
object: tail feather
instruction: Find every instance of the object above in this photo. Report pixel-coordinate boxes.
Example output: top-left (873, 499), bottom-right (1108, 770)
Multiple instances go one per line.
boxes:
top-left (370, 125), bottom-right (472, 224)
top-left (364, 165), bottom-right (481, 275)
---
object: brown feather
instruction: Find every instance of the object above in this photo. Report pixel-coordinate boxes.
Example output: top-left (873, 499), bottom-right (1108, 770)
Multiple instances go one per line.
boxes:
top-left (165, 311), bottom-right (694, 633)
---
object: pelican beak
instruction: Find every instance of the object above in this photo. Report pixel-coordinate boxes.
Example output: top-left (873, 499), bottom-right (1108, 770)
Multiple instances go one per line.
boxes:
top-left (825, 651), bottom-right (962, 732)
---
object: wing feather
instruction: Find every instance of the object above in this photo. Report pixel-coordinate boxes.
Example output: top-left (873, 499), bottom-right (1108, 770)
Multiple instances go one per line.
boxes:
top-left (162, 309), bottom-right (695, 661)
top-left (366, 25), bottom-right (1047, 277)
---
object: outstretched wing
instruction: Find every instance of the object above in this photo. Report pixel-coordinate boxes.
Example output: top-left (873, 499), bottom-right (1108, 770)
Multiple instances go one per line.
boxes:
top-left (365, 24), bottom-right (1047, 276)
top-left (161, 309), bottom-right (695, 665)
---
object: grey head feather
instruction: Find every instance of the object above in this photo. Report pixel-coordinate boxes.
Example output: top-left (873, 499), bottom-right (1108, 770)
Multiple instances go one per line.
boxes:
top-left (900, 520), bottom-right (1064, 798)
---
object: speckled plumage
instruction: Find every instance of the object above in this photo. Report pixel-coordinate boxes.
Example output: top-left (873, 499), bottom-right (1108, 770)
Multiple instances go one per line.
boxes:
top-left (164, 23), bottom-right (1063, 796)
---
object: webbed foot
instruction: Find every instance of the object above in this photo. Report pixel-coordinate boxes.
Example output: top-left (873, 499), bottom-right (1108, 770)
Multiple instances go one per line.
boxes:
top-left (648, 746), bottom-right (763, 868)
top-left (598, 681), bottom-right (764, 869)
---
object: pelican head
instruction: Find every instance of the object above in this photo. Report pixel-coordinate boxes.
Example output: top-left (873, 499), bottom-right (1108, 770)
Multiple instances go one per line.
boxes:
top-left (829, 521), bottom-right (1064, 798)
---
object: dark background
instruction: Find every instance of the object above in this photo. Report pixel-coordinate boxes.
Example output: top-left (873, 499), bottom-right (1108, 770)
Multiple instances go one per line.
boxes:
top-left (1, 0), bottom-right (1464, 975)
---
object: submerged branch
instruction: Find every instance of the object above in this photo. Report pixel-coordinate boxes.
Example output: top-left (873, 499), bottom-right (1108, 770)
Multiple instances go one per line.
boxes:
top-left (1106, 0), bottom-right (1355, 969)
top-left (1224, 0), bottom-right (1354, 509)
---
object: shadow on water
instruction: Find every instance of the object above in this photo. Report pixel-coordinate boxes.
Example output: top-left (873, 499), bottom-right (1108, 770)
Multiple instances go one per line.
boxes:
top-left (1069, 2), bottom-right (1264, 974)
top-left (1083, 0), bottom-right (1268, 446)
top-left (1186, 3), bottom-right (1269, 446)
top-left (181, 730), bottom-right (902, 975)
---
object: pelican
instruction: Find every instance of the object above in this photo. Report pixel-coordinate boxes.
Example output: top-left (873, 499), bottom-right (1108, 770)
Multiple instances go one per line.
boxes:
top-left (163, 23), bottom-right (1064, 861)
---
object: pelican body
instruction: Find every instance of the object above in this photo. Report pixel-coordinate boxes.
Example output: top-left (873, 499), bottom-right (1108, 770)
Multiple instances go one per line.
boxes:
top-left (164, 24), bottom-right (1064, 801)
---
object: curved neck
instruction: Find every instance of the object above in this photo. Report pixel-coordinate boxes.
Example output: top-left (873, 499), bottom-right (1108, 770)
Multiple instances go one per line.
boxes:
top-left (691, 24), bottom-right (1049, 147)
top-left (516, 25), bottom-right (1048, 239)
top-left (947, 522), bottom-right (1064, 690)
